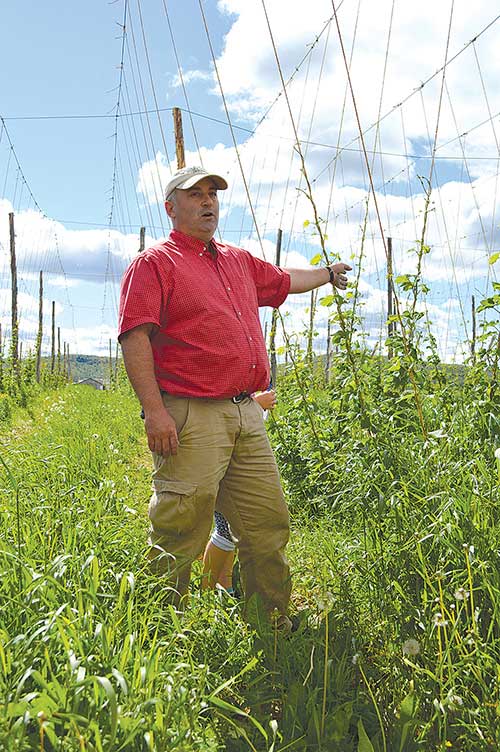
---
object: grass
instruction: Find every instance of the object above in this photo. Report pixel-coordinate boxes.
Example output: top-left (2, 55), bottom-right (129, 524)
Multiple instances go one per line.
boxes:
top-left (0, 377), bottom-right (499, 750)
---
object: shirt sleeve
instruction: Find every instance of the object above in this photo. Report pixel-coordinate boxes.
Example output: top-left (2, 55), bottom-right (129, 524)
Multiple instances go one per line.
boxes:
top-left (117, 254), bottom-right (166, 340)
top-left (244, 252), bottom-right (291, 308)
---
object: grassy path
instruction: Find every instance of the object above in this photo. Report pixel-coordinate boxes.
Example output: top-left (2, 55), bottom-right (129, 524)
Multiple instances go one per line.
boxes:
top-left (0, 386), bottom-right (499, 750)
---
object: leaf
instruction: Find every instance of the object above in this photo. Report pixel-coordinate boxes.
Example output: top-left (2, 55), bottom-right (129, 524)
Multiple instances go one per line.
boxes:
top-left (357, 718), bottom-right (375, 752)
top-left (320, 295), bottom-right (335, 307)
top-left (209, 695), bottom-right (268, 741)
top-left (303, 219), bottom-right (310, 228)
top-left (310, 253), bottom-right (322, 266)
top-left (489, 251), bottom-right (500, 265)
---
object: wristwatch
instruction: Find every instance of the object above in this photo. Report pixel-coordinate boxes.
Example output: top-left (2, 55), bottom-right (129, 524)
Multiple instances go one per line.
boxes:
top-left (325, 265), bottom-right (336, 284)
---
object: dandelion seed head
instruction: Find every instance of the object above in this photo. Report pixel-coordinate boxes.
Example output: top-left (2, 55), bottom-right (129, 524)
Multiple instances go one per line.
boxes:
top-left (446, 692), bottom-right (463, 710)
top-left (402, 638), bottom-right (420, 656)
top-left (454, 587), bottom-right (469, 601)
top-left (432, 612), bottom-right (448, 627)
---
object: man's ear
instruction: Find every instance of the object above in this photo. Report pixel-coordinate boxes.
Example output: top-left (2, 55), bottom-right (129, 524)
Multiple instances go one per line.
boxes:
top-left (165, 200), bottom-right (175, 220)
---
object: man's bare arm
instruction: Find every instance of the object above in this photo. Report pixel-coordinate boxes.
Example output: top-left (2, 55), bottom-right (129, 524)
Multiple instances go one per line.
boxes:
top-left (286, 262), bottom-right (352, 293)
top-left (119, 324), bottom-right (179, 457)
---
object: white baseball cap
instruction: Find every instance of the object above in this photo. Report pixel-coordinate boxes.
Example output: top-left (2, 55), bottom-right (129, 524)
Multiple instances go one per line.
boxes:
top-left (164, 166), bottom-right (228, 200)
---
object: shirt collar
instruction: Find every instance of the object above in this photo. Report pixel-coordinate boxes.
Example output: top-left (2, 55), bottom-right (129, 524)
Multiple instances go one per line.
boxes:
top-left (170, 229), bottom-right (222, 255)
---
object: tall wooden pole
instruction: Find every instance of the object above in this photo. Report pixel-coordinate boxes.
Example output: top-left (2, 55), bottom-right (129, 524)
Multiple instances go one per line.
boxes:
top-left (57, 327), bottom-right (61, 373)
top-left (0, 322), bottom-right (3, 387)
top-left (307, 290), bottom-right (316, 366)
top-left (325, 318), bottom-right (332, 383)
top-left (139, 226), bottom-right (145, 253)
top-left (173, 107), bottom-right (185, 169)
top-left (51, 301), bottom-right (55, 373)
top-left (471, 295), bottom-right (476, 363)
top-left (9, 213), bottom-right (19, 369)
top-left (114, 340), bottom-right (120, 383)
top-left (36, 271), bottom-right (43, 382)
top-left (387, 236), bottom-right (394, 359)
top-left (109, 338), bottom-right (113, 388)
top-left (270, 229), bottom-right (283, 387)
top-left (67, 343), bottom-right (71, 382)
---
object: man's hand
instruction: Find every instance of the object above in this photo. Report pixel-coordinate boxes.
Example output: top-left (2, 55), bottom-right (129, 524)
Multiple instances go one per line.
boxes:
top-left (329, 262), bottom-right (352, 291)
top-left (144, 407), bottom-right (179, 457)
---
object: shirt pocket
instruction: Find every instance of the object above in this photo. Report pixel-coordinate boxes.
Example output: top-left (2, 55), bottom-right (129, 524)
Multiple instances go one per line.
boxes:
top-left (149, 479), bottom-right (198, 536)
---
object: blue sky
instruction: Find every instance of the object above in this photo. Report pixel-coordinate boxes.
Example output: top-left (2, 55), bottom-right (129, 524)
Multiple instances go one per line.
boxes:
top-left (1, 0), bottom-right (499, 359)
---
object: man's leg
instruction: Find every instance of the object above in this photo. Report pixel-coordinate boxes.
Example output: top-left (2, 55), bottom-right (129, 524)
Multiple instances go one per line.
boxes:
top-left (148, 395), bottom-right (237, 600)
top-left (216, 398), bottom-right (291, 617)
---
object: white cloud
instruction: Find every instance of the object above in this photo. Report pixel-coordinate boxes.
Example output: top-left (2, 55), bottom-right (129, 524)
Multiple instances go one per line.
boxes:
top-left (168, 69), bottom-right (212, 88)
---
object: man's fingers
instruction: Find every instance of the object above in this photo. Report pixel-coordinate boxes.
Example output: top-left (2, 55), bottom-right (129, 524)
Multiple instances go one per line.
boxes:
top-left (146, 430), bottom-right (179, 457)
top-left (168, 431), bottom-right (179, 456)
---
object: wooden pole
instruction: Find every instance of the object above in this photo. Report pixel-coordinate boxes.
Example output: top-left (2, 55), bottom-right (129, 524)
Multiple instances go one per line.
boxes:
top-left (114, 340), bottom-right (120, 383)
top-left (51, 301), bottom-right (55, 372)
top-left (9, 213), bottom-right (19, 369)
top-left (270, 229), bottom-right (283, 387)
top-left (387, 236), bottom-right (394, 359)
top-left (57, 327), bottom-right (61, 373)
top-left (471, 295), bottom-right (476, 363)
top-left (67, 343), bottom-right (71, 382)
top-left (139, 226), bottom-right (145, 253)
top-left (109, 338), bottom-right (113, 388)
top-left (0, 322), bottom-right (3, 387)
top-left (173, 107), bottom-right (185, 169)
top-left (36, 271), bottom-right (43, 382)
top-left (325, 318), bottom-right (332, 383)
top-left (307, 290), bottom-right (316, 366)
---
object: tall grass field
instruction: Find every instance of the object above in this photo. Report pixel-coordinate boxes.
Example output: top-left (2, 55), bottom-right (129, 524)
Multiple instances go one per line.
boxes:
top-left (0, 354), bottom-right (499, 750)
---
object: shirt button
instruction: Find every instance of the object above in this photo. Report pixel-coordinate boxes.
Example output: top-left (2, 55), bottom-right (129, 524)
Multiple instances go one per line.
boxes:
top-left (249, 336), bottom-right (252, 341)
top-left (252, 364), bottom-right (256, 369)
top-left (237, 311), bottom-right (242, 316)
top-left (227, 286), bottom-right (231, 291)
top-left (199, 252), bottom-right (203, 256)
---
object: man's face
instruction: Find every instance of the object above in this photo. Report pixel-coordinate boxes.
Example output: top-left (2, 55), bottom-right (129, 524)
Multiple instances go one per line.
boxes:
top-left (165, 177), bottom-right (219, 243)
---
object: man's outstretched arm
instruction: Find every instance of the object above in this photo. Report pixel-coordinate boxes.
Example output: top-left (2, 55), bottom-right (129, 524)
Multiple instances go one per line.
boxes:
top-left (286, 262), bottom-right (352, 293)
top-left (120, 324), bottom-right (179, 457)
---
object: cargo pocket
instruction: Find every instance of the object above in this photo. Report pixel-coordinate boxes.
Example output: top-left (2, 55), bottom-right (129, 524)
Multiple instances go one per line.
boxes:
top-left (148, 479), bottom-right (198, 537)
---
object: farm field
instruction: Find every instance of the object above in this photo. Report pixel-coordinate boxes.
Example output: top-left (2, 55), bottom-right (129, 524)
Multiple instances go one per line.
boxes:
top-left (0, 365), bottom-right (499, 751)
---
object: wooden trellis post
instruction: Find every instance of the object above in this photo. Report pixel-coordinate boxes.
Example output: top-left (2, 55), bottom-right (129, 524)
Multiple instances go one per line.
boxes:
top-left (173, 107), bottom-right (185, 169)
top-left (36, 271), bottom-right (43, 382)
top-left (9, 213), bottom-right (19, 369)
top-left (269, 229), bottom-right (283, 387)
top-left (51, 301), bottom-right (55, 372)
top-left (57, 327), bottom-right (61, 373)
top-left (471, 295), bottom-right (476, 363)
top-left (325, 318), bottom-right (332, 383)
top-left (387, 236), bottom-right (394, 358)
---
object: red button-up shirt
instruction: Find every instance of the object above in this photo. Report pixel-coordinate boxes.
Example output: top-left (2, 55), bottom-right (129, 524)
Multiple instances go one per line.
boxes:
top-left (118, 230), bottom-right (290, 398)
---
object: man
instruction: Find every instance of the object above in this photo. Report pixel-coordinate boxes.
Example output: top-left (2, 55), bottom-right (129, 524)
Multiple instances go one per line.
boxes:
top-left (118, 166), bottom-right (351, 628)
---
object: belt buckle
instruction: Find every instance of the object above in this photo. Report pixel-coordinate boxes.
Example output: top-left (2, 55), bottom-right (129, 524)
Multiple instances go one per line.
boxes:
top-left (231, 392), bottom-right (247, 404)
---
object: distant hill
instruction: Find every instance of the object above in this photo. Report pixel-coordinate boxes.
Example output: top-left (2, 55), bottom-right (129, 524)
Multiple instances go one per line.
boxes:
top-left (41, 354), bottom-right (118, 384)
top-left (70, 354), bottom-right (118, 384)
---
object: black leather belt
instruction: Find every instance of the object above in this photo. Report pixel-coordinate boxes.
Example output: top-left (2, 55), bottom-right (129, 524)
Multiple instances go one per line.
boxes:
top-left (231, 392), bottom-right (251, 404)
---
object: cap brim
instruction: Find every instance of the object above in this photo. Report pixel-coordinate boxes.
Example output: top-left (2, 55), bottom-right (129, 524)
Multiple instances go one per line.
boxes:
top-left (177, 173), bottom-right (228, 191)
